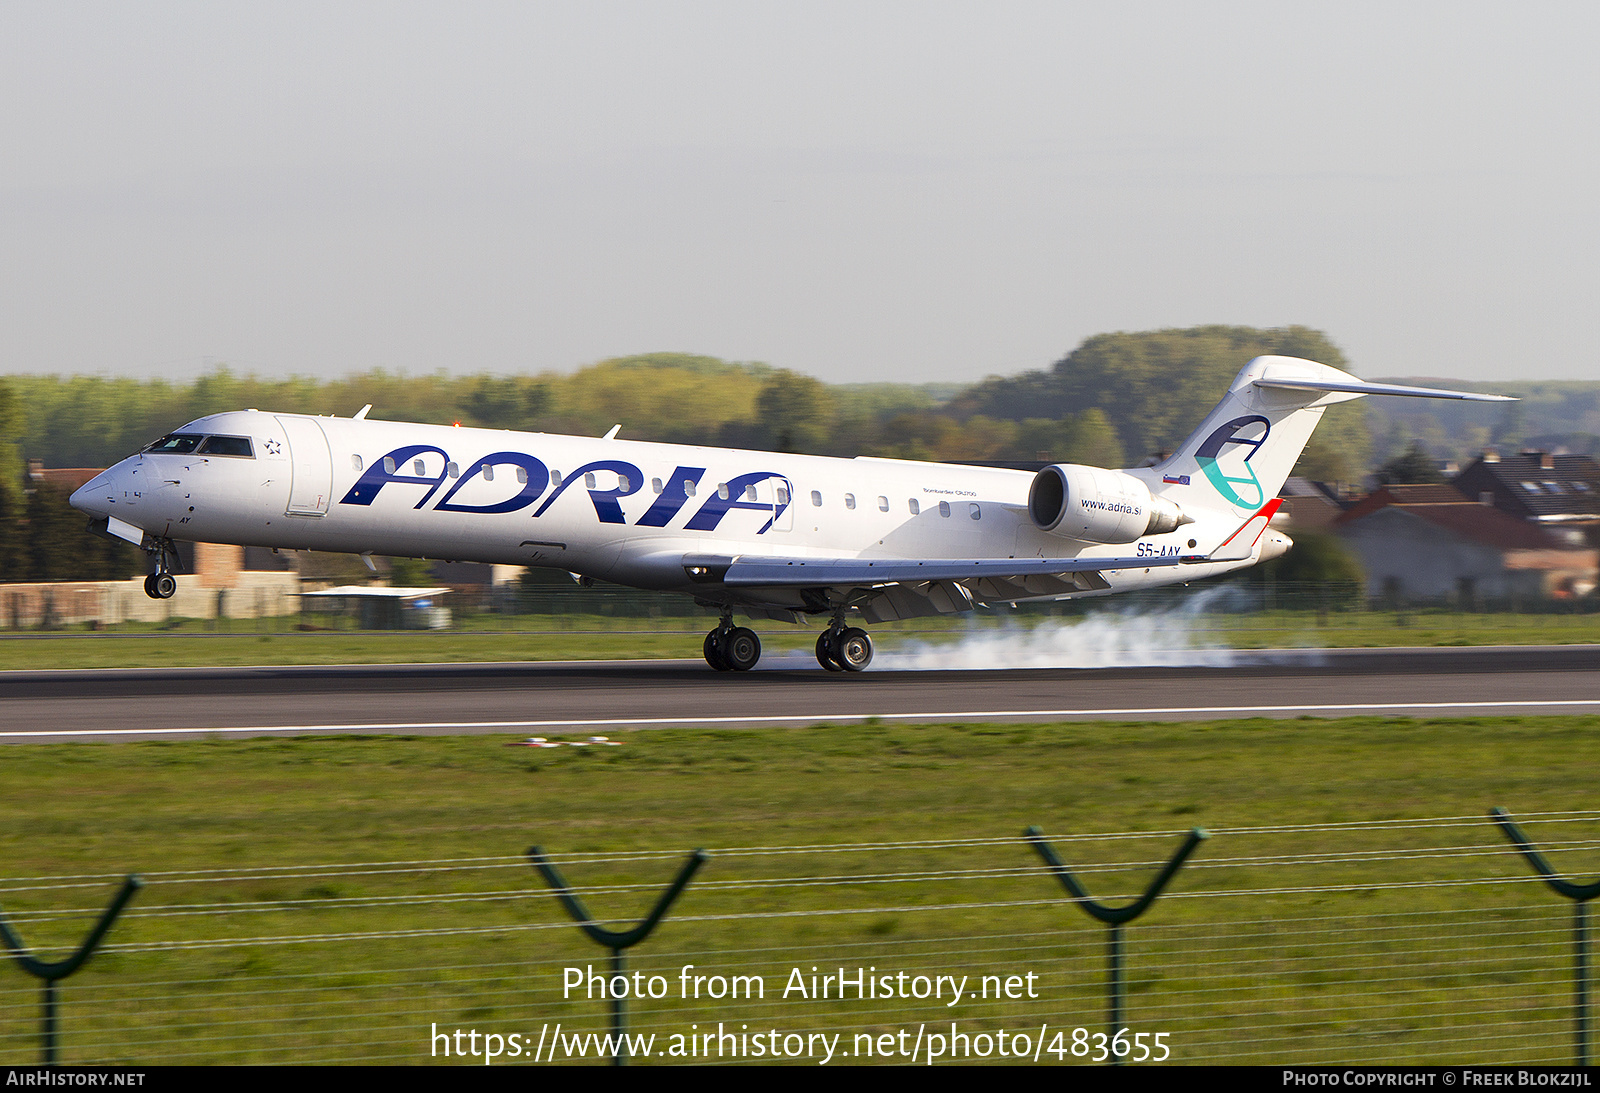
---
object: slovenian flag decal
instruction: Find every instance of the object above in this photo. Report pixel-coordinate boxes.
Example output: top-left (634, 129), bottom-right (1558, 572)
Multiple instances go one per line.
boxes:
top-left (1163, 474), bottom-right (1190, 485)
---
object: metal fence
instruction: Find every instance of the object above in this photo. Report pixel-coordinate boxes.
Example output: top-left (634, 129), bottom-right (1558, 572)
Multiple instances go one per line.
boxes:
top-left (7, 579), bottom-right (1590, 653)
top-left (2, 812), bottom-right (1596, 1065)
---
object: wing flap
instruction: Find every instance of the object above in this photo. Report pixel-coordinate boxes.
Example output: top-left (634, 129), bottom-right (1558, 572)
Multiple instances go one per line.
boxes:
top-left (686, 549), bottom-right (1202, 589)
top-left (705, 553), bottom-right (1182, 586)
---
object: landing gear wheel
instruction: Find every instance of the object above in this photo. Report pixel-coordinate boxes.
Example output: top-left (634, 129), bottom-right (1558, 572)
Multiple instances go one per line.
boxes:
top-left (143, 536), bottom-right (181, 599)
top-left (816, 631), bottom-right (844, 672)
top-left (723, 627), bottom-right (761, 671)
top-left (703, 630), bottom-right (732, 671)
top-left (836, 627), bottom-right (873, 672)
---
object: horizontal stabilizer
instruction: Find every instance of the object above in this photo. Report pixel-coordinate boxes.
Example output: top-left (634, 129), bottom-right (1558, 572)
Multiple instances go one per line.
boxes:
top-left (1252, 377), bottom-right (1516, 402)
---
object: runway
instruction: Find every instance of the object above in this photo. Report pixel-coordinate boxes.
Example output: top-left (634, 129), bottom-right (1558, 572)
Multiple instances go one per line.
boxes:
top-left (3, 645), bottom-right (1598, 741)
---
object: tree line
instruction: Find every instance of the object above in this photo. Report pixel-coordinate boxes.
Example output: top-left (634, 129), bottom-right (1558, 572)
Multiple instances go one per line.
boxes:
top-left (3, 325), bottom-right (1594, 587)
top-left (3, 328), bottom-right (1385, 475)
top-left (0, 480), bottom-right (143, 583)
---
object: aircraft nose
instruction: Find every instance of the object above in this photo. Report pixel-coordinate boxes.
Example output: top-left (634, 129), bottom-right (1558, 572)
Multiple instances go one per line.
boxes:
top-left (69, 464), bottom-right (123, 518)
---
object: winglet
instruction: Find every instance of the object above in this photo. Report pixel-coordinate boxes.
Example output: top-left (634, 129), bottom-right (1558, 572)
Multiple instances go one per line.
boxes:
top-left (1183, 498), bottom-right (1282, 564)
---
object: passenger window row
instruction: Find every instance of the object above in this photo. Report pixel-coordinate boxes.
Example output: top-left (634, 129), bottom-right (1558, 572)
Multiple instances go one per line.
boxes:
top-left (339, 457), bottom-right (983, 520)
top-left (801, 490), bottom-right (979, 520)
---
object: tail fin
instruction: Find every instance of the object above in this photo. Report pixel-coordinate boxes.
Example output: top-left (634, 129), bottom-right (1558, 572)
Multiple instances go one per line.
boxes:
top-left (1147, 355), bottom-right (1512, 517)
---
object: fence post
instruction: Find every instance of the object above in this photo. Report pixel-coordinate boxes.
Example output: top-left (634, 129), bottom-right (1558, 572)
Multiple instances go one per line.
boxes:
top-left (1489, 807), bottom-right (1600, 1066)
top-left (1026, 826), bottom-right (1207, 1064)
top-left (528, 846), bottom-right (706, 1065)
top-left (0, 875), bottom-right (142, 1064)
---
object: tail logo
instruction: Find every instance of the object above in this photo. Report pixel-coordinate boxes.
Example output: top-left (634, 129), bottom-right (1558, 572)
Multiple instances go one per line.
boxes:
top-left (1195, 414), bottom-right (1270, 510)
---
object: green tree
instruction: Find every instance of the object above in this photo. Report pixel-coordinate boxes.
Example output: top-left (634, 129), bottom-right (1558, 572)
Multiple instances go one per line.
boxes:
top-left (947, 325), bottom-right (1368, 479)
top-left (385, 556), bottom-right (434, 586)
top-left (24, 483), bottom-right (93, 581)
top-left (1375, 441), bottom-right (1444, 485)
top-left (0, 380), bottom-right (22, 517)
top-left (756, 370), bottom-right (836, 453)
top-left (458, 376), bottom-right (529, 429)
top-left (868, 412), bottom-right (962, 461)
top-left (1254, 528), bottom-right (1365, 609)
top-left (0, 477), bottom-right (18, 584)
top-left (1059, 408), bottom-right (1126, 468)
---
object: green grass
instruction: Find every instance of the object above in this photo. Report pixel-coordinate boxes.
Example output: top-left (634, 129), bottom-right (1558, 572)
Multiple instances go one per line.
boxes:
top-left (1, 716), bottom-right (1596, 1064)
top-left (1, 605), bottom-right (1595, 670)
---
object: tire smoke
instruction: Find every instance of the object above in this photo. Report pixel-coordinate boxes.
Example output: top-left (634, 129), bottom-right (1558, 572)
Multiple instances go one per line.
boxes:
top-left (871, 585), bottom-right (1245, 671)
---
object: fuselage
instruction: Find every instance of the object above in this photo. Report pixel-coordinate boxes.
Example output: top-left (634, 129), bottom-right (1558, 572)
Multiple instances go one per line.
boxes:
top-left (69, 410), bottom-right (1257, 612)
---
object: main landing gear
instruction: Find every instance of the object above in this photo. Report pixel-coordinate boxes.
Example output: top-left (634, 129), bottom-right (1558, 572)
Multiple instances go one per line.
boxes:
top-left (703, 616), bottom-right (762, 672)
top-left (699, 613), bottom-right (874, 674)
top-left (815, 619), bottom-right (873, 673)
top-left (142, 538), bottom-right (180, 600)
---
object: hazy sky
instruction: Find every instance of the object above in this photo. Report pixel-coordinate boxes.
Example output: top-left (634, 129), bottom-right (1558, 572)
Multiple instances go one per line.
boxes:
top-left (2, 2), bottom-right (1596, 385)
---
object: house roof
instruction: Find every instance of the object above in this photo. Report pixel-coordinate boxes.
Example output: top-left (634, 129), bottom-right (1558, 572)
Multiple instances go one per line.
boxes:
top-left (1334, 484), bottom-right (1475, 525)
top-left (1454, 452), bottom-right (1600, 520)
top-left (1280, 476), bottom-right (1336, 499)
top-left (1340, 502), bottom-right (1567, 551)
top-left (29, 467), bottom-right (103, 492)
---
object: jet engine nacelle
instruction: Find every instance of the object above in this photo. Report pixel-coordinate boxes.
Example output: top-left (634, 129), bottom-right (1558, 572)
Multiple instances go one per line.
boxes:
top-left (1027, 464), bottom-right (1187, 544)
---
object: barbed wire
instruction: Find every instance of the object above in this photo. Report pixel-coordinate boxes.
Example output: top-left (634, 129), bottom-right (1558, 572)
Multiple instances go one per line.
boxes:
top-left (4, 813), bottom-right (1596, 1065)
top-left (5, 810), bottom-right (1596, 894)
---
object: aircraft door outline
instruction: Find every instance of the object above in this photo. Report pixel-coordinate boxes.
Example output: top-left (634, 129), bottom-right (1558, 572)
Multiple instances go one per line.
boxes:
top-left (276, 416), bottom-right (334, 517)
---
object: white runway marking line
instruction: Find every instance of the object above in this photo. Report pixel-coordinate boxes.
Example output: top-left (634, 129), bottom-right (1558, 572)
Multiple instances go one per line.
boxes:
top-left (5, 698), bottom-right (1600, 737)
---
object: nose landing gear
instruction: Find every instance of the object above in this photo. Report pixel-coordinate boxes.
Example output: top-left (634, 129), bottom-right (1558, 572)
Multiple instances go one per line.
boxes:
top-left (142, 538), bottom-right (181, 600)
top-left (143, 573), bottom-right (177, 600)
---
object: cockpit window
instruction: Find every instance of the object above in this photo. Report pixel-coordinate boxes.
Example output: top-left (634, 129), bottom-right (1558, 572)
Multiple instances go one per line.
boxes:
top-left (144, 433), bottom-right (203, 454)
top-left (197, 435), bottom-right (254, 457)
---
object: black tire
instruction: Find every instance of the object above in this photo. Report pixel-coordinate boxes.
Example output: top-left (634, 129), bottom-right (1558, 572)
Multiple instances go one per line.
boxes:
top-left (837, 627), bottom-right (873, 672)
top-left (724, 627), bottom-right (761, 671)
top-left (154, 573), bottom-right (177, 599)
top-left (143, 574), bottom-right (159, 599)
top-left (816, 631), bottom-right (844, 671)
top-left (704, 630), bottom-right (731, 671)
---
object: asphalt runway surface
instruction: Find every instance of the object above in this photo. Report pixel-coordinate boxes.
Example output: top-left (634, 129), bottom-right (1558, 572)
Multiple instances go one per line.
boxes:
top-left (2, 645), bottom-right (1598, 742)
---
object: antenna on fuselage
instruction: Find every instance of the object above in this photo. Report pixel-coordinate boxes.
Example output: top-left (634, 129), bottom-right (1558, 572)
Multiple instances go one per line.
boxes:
top-left (602, 424), bottom-right (621, 440)
top-left (353, 405), bottom-right (372, 420)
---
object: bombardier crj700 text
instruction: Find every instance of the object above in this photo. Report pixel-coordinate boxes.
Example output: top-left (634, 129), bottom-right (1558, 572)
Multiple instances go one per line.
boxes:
top-left (70, 356), bottom-right (1509, 673)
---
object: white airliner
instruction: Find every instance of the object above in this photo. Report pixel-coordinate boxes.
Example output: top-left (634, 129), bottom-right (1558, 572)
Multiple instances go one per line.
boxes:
top-left (70, 356), bottom-right (1509, 672)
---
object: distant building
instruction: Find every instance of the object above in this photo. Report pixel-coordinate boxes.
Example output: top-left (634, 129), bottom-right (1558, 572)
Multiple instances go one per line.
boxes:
top-left (5, 461), bottom-right (301, 625)
top-left (28, 462), bottom-right (102, 496)
top-left (299, 586), bottom-right (453, 630)
top-left (1334, 483), bottom-right (1478, 525)
top-left (1275, 477), bottom-right (1347, 531)
top-left (1452, 450), bottom-right (1600, 546)
top-left (1333, 498), bottom-right (1597, 604)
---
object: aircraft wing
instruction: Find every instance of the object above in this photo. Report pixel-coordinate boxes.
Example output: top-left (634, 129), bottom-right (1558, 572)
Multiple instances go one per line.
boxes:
top-left (683, 500), bottom-right (1282, 588)
top-left (689, 551), bottom-right (1184, 586)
